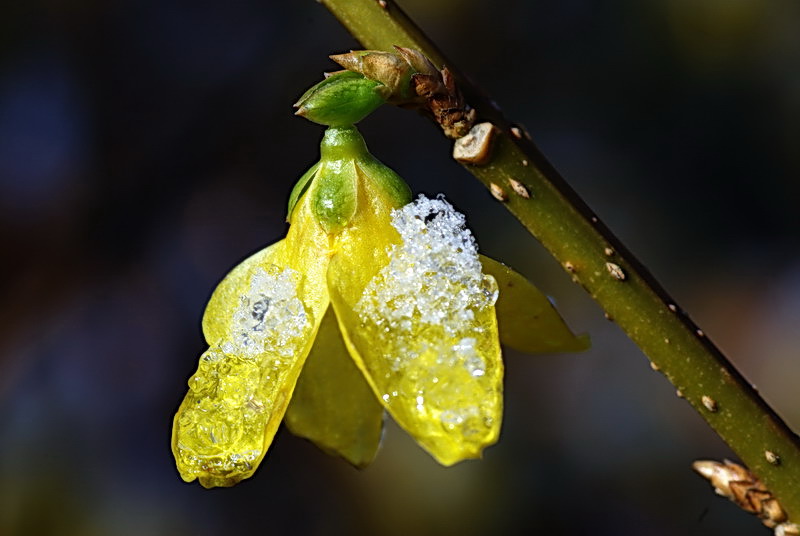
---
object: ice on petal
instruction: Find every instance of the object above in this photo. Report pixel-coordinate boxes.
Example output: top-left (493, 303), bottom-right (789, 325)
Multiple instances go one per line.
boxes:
top-left (356, 195), bottom-right (497, 368)
top-left (174, 265), bottom-right (313, 486)
top-left (353, 194), bottom-right (502, 462)
top-left (229, 267), bottom-right (311, 358)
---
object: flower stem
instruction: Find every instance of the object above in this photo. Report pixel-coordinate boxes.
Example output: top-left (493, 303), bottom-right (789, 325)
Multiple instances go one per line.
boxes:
top-left (319, 0), bottom-right (800, 519)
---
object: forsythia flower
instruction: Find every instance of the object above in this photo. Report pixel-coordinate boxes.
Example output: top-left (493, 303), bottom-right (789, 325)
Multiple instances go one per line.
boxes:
top-left (171, 125), bottom-right (586, 488)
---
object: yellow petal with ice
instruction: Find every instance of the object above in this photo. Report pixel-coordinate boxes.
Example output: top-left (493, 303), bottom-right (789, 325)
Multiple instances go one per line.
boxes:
top-left (285, 307), bottom-right (384, 468)
top-left (480, 255), bottom-right (590, 354)
top-left (201, 241), bottom-right (283, 345)
top-left (172, 185), bottom-right (331, 488)
top-left (329, 190), bottom-right (503, 466)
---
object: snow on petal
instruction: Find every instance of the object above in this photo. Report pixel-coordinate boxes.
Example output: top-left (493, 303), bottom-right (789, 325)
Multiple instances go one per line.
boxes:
top-left (344, 194), bottom-right (503, 465)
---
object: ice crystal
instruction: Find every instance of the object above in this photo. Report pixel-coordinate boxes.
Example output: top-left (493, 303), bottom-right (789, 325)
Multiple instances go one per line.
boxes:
top-left (174, 265), bottom-right (312, 485)
top-left (230, 267), bottom-right (310, 358)
top-left (355, 195), bottom-right (500, 444)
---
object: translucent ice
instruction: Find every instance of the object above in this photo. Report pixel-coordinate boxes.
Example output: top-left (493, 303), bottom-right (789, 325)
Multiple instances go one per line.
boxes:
top-left (173, 265), bottom-right (313, 486)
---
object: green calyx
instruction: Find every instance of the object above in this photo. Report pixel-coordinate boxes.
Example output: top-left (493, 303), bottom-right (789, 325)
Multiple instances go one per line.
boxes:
top-left (287, 126), bottom-right (411, 233)
top-left (294, 71), bottom-right (387, 127)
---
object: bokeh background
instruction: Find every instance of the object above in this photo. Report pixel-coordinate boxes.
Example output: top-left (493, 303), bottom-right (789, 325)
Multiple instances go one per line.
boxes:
top-left (1, 0), bottom-right (799, 534)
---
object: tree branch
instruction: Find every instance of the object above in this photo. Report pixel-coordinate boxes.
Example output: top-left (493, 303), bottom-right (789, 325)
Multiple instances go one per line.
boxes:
top-left (319, 0), bottom-right (800, 520)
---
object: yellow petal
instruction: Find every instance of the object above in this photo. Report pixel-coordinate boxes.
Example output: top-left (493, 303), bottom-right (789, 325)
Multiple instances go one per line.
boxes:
top-left (172, 188), bottom-right (331, 488)
top-left (480, 255), bottom-right (590, 354)
top-left (329, 192), bottom-right (503, 466)
top-left (284, 307), bottom-right (384, 468)
top-left (201, 241), bottom-right (283, 345)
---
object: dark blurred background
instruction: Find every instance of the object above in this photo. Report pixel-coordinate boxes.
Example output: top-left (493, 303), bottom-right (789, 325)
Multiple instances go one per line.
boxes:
top-left (1, 0), bottom-right (798, 534)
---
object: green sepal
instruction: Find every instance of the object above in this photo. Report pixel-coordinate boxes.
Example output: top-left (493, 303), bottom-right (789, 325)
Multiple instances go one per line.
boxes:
top-left (294, 71), bottom-right (387, 127)
top-left (480, 255), bottom-right (590, 354)
top-left (356, 156), bottom-right (411, 207)
top-left (287, 162), bottom-right (320, 223)
top-left (321, 126), bottom-right (411, 208)
top-left (311, 159), bottom-right (358, 234)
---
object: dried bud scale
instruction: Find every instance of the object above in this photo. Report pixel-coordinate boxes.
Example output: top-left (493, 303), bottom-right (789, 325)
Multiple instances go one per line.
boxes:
top-left (693, 459), bottom-right (796, 534)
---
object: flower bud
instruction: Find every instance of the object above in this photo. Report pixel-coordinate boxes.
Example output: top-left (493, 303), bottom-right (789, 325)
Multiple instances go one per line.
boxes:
top-left (294, 71), bottom-right (387, 127)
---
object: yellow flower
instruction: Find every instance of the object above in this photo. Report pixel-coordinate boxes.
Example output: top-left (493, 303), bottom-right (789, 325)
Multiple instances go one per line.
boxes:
top-left (171, 126), bottom-right (587, 488)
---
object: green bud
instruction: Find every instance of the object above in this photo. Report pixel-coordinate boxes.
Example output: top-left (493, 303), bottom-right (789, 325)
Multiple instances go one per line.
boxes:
top-left (294, 71), bottom-right (386, 127)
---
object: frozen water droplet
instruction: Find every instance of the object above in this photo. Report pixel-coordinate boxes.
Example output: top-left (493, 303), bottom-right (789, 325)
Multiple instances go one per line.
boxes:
top-left (481, 274), bottom-right (499, 305)
top-left (440, 409), bottom-right (465, 427)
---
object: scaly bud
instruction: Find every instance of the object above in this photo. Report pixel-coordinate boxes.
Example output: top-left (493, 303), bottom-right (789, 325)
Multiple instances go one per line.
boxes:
top-left (330, 50), bottom-right (417, 103)
top-left (693, 459), bottom-right (793, 532)
top-left (393, 46), bottom-right (439, 76)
